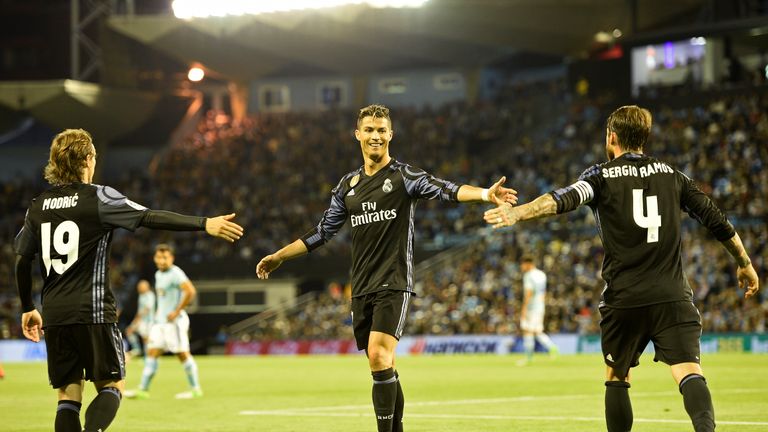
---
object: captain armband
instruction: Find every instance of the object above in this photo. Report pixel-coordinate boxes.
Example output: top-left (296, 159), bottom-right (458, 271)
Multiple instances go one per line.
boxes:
top-left (550, 180), bottom-right (595, 213)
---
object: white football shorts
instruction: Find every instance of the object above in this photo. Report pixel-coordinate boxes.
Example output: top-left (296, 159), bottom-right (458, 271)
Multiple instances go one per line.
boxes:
top-left (520, 311), bottom-right (545, 333)
top-left (147, 312), bottom-right (190, 353)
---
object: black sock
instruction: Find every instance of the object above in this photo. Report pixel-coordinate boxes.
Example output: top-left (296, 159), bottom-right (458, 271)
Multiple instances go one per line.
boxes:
top-left (393, 370), bottom-right (404, 432)
top-left (680, 374), bottom-right (715, 432)
top-left (84, 387), bottom-right (122, 432)
top-left (372, 368), bottom-right (397, 432)
top-left (605, 381), bottom-right (632, 432)
top-left (55, 400), bottom-right (82, 432)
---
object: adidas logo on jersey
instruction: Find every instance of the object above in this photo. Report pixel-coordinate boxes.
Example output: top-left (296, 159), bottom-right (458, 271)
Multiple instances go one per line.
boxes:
top-left (605, 353), bottom-right (614, 362)
top-left (348, 189), bottom-right (355, 196)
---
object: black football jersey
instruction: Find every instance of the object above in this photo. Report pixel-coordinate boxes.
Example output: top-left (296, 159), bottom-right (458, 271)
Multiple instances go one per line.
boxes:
top-left (301, 159), bottom-right (462, 297)
top-left (15, 183), bottom-right (148, 326)
top-left (550, 152), bottom-right (735, 308)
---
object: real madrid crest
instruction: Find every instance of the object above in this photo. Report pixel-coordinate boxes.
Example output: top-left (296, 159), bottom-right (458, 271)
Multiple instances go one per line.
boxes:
top-left (382, 178), bottom-right (393, 193)
top-left (350, 174), bottom-right (360, 188)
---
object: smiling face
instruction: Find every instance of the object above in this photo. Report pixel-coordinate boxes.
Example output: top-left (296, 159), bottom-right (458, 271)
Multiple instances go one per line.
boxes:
top-left (355, 115), bottom-right (393, 165)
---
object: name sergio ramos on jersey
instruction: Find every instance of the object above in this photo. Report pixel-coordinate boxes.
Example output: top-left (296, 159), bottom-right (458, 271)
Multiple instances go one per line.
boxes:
top-left (602, 161), bottom-right (674, 179)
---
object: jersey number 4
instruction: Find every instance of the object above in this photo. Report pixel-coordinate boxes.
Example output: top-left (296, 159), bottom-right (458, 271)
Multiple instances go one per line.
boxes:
top-left (41, 221), bottom-right (80, 275)
top-left (632, 189), bottom-right (661, 243)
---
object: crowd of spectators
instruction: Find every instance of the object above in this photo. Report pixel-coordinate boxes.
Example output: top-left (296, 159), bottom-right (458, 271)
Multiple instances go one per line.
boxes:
top-left (233, 87), bottom-right (768, 341)
top-left (1, 79), bottom-right (766, 341)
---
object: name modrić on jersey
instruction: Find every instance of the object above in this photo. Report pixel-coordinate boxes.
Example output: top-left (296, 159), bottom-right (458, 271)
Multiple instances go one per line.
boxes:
top-left (42, 194), bottom-right (79, 211)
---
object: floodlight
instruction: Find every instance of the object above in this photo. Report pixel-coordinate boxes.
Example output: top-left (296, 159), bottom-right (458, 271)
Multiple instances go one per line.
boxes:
top-left (188, 67), bottom-right (205, 82)
top-left (172, 0), bottom-right (429, 19)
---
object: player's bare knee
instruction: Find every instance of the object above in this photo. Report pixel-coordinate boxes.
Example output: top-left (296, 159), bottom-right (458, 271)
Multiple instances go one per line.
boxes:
top-left (671, 362), bottom-right (703, 384)
top-left (367, 347), bottom-right (393, 370)
top-left (57, 380), bottom-right (84, 402)
top-left (606, 367), bottom-right (631, 383)
top-left (94, 379), bottom-right (125, 393)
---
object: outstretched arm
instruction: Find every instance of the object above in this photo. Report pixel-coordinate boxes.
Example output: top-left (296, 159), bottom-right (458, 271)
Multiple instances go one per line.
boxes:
top-left (256, 240), bottom-right (309, 279)
top-left (484, 170), bottom-right (599, 229)
top-left (139, 211), bottom-right (243, 243)
top-left (457, 176), bottom-right (518, 206)
top-left (95, 186), bottom-right (243, 241)
top-left (257, 175), bottom-right (349, 279)
top-left (720, 233), bottom-right (759, 299)
top-left (484, 194), bottom-right (558, 228)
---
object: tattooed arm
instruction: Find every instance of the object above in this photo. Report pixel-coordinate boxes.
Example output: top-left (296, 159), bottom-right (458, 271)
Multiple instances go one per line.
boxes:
top-left (720, 232), bottom-right (759, 299)
top-left (483, 194), bottom-right (557, 228)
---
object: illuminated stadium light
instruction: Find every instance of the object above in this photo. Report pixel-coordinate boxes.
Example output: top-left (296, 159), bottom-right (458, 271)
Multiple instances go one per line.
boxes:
top-left (188, 67), bottom-right (205, 82)
top-left (689, 37), bottom-right (707, 46)
top-left (172, 0), bottom-right (429, 19)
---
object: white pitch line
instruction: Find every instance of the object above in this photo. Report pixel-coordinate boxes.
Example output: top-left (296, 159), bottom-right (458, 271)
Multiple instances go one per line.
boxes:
top-left (239, 388), bottom-right (766, 415)
top-left (239, 411), bottom-right (768, 426)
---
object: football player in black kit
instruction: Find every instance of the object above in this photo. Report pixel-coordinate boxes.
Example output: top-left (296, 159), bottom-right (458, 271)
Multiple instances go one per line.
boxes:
top-left (15, 129), bottom-right (244, 432)
top-left (257, 104), bottom-right (518, 431)
top-left (484, 105), bottom-right (759, 432)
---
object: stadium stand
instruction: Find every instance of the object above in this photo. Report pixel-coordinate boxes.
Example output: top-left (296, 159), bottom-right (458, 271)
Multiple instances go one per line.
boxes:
top-left (1, 81), bottom-right (766, 341)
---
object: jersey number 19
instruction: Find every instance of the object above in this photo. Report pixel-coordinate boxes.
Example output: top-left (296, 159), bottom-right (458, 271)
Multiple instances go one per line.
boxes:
top-left (632, 189), bottom-right (661, 243)
top-left (41, 221), bottom-right (80, 275)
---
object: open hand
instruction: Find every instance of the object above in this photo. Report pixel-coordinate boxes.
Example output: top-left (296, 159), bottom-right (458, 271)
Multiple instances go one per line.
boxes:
top-left (483, 204), bottom-right (519, 229)
top-left (488, 177), bottom-right (517, 206)
top-left (256, 254), bottom-right (283, 280)
top-left (206, 213), bottom-right (244, 242)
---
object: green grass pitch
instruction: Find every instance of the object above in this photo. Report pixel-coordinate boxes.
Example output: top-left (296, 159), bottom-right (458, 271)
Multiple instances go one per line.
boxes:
top-left (1, 353), bottom-right (766, 431)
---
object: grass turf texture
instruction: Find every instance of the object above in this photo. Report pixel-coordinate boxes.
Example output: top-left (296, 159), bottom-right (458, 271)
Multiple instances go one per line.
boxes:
top-left (1, 353), bottom-right (766, 431)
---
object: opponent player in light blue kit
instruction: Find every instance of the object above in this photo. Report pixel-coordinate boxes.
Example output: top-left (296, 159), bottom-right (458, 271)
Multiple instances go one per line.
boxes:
top-left (518, 255), bottom-right (558, 365)
top-left (125, 244), bottom-right (202, 399)
top-left (125, 280), bottom-right (155, 359)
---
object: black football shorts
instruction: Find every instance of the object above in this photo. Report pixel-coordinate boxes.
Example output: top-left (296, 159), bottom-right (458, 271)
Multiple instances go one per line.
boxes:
top-left (599, 301), bottom-right (702, 380)
top-left (351, 289), bottom-right (412, 351)
top-left (45, 323), bottom-right (126, 389)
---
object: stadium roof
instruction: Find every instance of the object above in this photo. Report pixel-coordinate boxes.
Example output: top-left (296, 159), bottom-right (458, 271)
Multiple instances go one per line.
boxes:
top-left (0, 80), bottom-right (192, 143)
top-left (107, 0), bottom-right (707, 81)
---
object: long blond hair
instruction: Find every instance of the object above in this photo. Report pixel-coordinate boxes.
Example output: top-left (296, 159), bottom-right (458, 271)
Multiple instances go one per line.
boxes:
top-left (44, 129), bottom-right (96, 185)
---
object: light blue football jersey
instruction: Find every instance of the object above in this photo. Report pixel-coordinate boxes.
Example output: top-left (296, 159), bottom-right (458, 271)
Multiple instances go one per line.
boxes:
top-left (138, 290), bottom-right (156, 325)
top-left (154, 265), bottom-right (189, 324)
top-left (523, 268), bottom-right (547, 314)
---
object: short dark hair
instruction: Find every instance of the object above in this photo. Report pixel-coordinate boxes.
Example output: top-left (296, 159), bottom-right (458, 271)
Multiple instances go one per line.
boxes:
top-left (606, 105), bottom-right (652, 152)
top-left (520, 255), bottom-right (535, 264)
top-left (155, 243), bottom-right (175, 255)
top-left (357, 104), bottom-right (391, 127)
